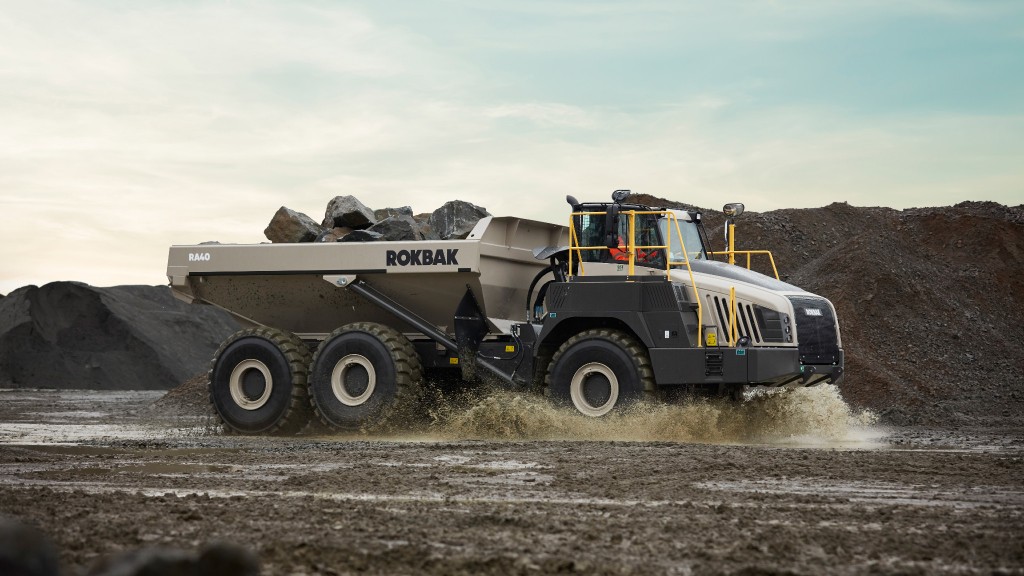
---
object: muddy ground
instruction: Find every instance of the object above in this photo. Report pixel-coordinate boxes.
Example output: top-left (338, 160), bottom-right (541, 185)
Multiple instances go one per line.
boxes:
top-left (1, 387), bottom-right (1022, 576)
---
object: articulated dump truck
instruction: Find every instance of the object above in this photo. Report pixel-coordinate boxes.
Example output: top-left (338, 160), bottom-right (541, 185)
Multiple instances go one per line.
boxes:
top-left (167, 191), bottom-right (844, 434)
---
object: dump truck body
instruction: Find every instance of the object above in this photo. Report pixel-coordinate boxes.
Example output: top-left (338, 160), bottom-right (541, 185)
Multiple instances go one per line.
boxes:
top-left (168, 216), bottom-right (568, 338)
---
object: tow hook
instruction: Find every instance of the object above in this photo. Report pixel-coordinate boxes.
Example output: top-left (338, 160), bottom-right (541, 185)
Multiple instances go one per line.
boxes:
top-left (800, 365), bottom-right (816, 384)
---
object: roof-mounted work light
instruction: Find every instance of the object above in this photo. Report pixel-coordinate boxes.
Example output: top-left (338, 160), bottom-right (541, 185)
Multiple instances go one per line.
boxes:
top-left (723, 203), bottom-right (745, 265)
top-left (723, 203), bottom-right (745, 218)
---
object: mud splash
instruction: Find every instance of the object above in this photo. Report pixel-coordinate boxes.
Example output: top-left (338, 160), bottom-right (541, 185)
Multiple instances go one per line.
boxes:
top-left (372, 384), bottom-right (881, 446)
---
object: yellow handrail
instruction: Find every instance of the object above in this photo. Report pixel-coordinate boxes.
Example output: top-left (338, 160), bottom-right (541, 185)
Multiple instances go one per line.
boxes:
top-left (718, 250), bottom-right (780, 280)
top-left (564, 208), bottom-right (784, 350)
top-left (729, 287), bottom-right (738, 347)
top-left (567, 209), bottom-right (705, 347)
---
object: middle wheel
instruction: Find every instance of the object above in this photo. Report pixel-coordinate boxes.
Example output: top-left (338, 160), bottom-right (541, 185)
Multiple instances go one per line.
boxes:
top-left (308, 322), bottom-right (421, 430)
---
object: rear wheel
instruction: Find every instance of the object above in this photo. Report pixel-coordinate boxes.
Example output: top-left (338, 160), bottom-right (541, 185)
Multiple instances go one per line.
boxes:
top-left (209, 327), bottom-right (312, 434)
top-left (546, 329), bottom-right (654, 417)
top-left (308, 322), bottom-right (422, 430)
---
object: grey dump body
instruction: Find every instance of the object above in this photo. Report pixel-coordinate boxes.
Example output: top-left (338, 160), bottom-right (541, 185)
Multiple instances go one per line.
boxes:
top-left (169, 208), bottom-right (843, 421)
top-left (168, 217), bottom-right (565, 340)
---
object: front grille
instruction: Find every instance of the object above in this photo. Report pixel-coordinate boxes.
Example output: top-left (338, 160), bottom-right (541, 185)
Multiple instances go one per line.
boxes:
top-left (787, 296), bottom-right (840, 365)
top-left (708, 295), bottom-right (764, 344)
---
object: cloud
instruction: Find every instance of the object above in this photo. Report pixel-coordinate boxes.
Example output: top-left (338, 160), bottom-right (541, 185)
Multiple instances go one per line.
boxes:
top-left (0, 1), bottom-right (1021, 293)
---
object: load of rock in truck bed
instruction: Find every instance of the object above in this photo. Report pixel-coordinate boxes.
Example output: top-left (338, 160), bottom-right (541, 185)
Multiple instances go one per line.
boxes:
top-left (263, 196), bottom-right (491, 244)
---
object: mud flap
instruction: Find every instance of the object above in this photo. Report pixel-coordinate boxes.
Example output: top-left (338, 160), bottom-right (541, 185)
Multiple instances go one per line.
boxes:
top-left (454, 287), bottom-right (489, 381)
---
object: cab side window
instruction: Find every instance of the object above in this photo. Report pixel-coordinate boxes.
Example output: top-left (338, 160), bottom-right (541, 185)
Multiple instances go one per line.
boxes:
top-left (575, 215), bottom-right (607, 263)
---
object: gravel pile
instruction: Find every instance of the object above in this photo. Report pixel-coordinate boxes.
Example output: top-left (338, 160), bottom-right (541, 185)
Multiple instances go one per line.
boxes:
top-left (699, 199), bottom-right (1024, 426)
top-left (0, 284), bottom-right (239, 391)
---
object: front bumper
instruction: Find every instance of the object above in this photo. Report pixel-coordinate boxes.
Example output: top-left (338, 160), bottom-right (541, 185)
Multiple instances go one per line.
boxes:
top-left (650, 347), bottom-right (844, 386)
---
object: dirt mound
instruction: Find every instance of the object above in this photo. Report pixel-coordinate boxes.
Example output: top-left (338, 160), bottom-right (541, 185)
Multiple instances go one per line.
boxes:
top-left (0, 283), bottom-right (239, 390)
top-left (711, 201), bottom-right (1024, 425)
top-left (147, 373), bottom-right (217, 420)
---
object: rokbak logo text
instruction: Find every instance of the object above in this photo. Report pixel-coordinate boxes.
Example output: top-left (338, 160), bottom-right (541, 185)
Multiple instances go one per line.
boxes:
top-left (386, 249), bottom-right (459, 267)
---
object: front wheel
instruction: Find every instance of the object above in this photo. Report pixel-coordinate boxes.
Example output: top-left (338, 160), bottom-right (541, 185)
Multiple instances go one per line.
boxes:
top-left (208, 327), bottom-right (312, 434)
top-left (546, 329), bottom-right (654, 417)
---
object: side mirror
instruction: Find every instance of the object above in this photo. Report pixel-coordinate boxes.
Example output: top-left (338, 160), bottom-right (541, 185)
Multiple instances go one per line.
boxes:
top-left (723, 203), bottom-right (745, 218)
top-left (604, 203), bottom-right (620, 248)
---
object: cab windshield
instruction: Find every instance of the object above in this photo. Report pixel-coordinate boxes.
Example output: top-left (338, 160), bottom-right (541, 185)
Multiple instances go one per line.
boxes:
top-left (659, 216), bottom-right (706, 263)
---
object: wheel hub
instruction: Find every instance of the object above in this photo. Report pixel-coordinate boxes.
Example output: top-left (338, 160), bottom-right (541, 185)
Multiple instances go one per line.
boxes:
top-left (569, 362), bottom-right (619, 417)
top-left (331, 354), bottom-right (377, 406)
top-left (229, 359), bottom-right (273, 411)
top-left (582, 373), bottom-right (612, 407)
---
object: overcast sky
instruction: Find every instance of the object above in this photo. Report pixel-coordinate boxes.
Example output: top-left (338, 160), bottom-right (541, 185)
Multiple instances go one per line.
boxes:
top-left (1, 0), bottom-right (1022, 293)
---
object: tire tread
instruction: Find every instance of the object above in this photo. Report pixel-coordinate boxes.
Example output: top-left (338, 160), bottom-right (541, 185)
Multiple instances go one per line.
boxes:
top-left (208, 327), bottom-right (312, 435)
top-left (544, 328), bottom-right (657, 408)
top-left (308, 322), bottom-right (422, 430)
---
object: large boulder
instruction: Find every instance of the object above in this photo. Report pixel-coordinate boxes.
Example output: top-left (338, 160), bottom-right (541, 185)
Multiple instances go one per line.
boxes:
top-left (428, 200), bottom-right (490, 240)
top-left (369, 206), bottom-right (424, 240)
top-left (369, 215), bottom-right (423, 241)
top-left (374, 206), bottom-right (415, 221)
top-left (264, 206), bottom-right (323, 243)
top-left (413, 212), bottom-right (440, 240)
top-left (323, 196), bottom-right (376, 229)
top-left (339, 230), bottom-right (383, 243)
top-left (0, 282), bottom-right (240, 390)
top-left (316, 226), bottom-right (353, 243)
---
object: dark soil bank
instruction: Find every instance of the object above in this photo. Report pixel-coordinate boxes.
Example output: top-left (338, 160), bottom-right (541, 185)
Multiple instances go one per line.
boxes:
top-left (0, 283), bottom-right (238, 390)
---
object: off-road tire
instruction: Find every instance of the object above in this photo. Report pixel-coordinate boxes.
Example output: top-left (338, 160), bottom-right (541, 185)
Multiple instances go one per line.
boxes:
top-left (546, 328), bottom-right (655, 417)
top-left (209, 327), bottom-right (312, 435)
top-left (307, 322), bottom-right (422, 431)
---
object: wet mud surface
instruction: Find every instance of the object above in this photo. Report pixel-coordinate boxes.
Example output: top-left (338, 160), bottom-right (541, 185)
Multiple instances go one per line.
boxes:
top-left (1, 388), bottom-right (1022, 575)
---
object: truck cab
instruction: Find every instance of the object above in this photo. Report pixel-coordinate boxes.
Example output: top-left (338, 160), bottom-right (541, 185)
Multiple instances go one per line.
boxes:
top-left (521, 191), bottom-right (844, 416)
top-left (568, 196), bottom-right (708, 270)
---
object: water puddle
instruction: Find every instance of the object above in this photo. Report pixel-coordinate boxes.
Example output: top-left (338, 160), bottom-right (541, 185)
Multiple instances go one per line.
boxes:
top-left (0, 423), bottom-right (210, 445)
top-left (27, 462), bottom-right (231, 479)
top-left (2, 480), bottom-right (677, 508)
top-left (698, 478), bottom-right (1024, 509)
